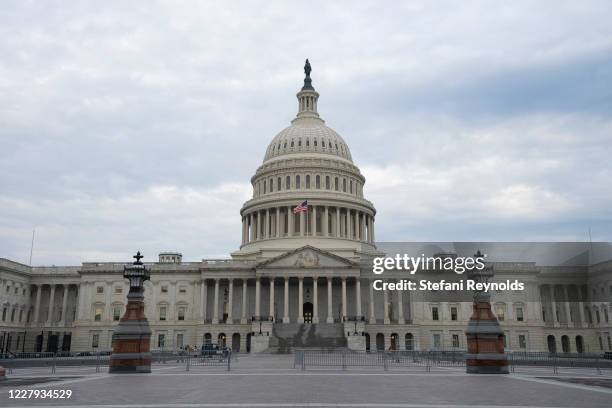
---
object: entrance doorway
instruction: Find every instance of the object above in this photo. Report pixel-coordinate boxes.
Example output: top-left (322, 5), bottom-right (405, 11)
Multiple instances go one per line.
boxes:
top-left (303, 302), bottom-right (313, 323)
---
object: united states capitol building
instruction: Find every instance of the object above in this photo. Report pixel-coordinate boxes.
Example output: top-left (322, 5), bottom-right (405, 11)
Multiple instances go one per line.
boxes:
top-left (1, 62), bottom-right (611, 356)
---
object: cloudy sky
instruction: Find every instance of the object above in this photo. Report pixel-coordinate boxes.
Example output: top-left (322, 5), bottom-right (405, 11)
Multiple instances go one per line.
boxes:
top-left (1, 1), bottom-right (611, 265)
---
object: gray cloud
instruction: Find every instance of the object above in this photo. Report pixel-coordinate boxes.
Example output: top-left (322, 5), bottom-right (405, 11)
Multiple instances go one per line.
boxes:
top-left (1, 1), bottom-right (611, 264)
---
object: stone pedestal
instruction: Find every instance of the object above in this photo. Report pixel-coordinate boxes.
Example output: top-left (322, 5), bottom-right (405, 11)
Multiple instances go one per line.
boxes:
top-left (465, 292), bottom-right (509, 374)
top-left (347, 335), bottom-right (366, 351)
top-left (109, 252), bottom-right (152, 374)
top-left (251, 335), bottom-right (270, 353)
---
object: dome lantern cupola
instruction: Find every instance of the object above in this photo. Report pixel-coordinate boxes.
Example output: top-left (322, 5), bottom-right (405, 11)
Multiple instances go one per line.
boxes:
top-left (295, 59), bottom-right (321, 121)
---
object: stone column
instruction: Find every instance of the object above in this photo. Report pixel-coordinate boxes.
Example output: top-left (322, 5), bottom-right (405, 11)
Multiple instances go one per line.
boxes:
top-left (257, 211), bottom-right (262, 239)
top-left (361, 213), bottom-right (366, 241)
top-left (550, 285), bottom-right (558, 325)
top-left (283, 277), bottom-right (290, 323)
top-left (564, 285), bottom-right (572, 326)
top-left (335, 207), bottom-right (341, 237)
top-left (356, 279), bottom-right (362, 318)
top-left (227, 279), bottom-right (234, 323)
top-left (298, 278), bottom-right (304, 323)
top-left (579, 301), bottom-right (586, 327)
top-left (313, 277), bottom-right (319, 323)
top-left (60, 285), bottom-right (69, 325)
top-left (323, 206), bottom-right (329, 236)
top-left (371, 216), bottom-right (375, 242)
top-left (269, 278), bottom-right (275, 320)
top-left (33, 284), bottom-right (42, 323)
top-left (265, 209), bottom-right (270, 238)
top-left (255, 278), bottom-right (261, 318)
top-left (347, 209), bottom-right (352, 239)
top-left (327, 277), bottom-right (333, 323)
top-left (288, 206), bottom-right (294, 236)
top-left (241, 217), bottom-right (246, 244)
top-left (46, 284), bottom-right (56, 325)
top-left (312, 205), bottom-right (317, 236)
top-left (383, 289), bottom-right (390, 324)
top-left (200, 280), bottom-right (207, 321)
top-left (299, 211), bottom-right (305, 236)
top-left (369, 279), bottom-right (376, 324)
top-left (354, 210), bottom-right (359, 240)
top-left (249, 213), bottom-right (255, 241)
top-left (241, 279), bottom-right (248, 324)
top-left (341, 278), bottom-right (347, 320)
top-left (212, 279), bottom-right (220, 324)
top-left (397, 284), bottom-right (405, 324)
top-left (276, 207), bottom-right (280, 238)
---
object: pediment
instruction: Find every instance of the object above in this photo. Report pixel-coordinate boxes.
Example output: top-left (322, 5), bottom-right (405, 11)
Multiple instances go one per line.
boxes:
top-left (257, 245), bottom-right (357, 269)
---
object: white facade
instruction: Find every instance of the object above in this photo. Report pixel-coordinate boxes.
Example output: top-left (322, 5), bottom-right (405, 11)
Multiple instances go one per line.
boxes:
top-left (1, 65), bottom-right (611, 355)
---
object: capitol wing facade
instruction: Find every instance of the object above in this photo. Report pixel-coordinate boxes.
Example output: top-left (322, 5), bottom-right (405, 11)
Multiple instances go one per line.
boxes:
top-left (1, 64), bottom-right (611, 355)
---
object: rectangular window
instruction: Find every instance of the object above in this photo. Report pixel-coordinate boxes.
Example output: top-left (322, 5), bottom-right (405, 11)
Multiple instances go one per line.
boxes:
top-left (1, 307), bottom-right (6, 321)
top-left (433, 334), bottom-right (441, 349)
top-left (92, 334), bottom-right (99, 348)
top-left (19, 309), bottom-right (23, 322)
top-left (11, 308), bottom-right (16, 322)
top-left (495, 305), bottom-right (505, 321)
top-left (179, 286), bottom-right (187, 294)
top-left (432, 307), bottom-right (439, 321)
top-left (452, 334), bottom-right (459, 348)
top-left (114, 287), bottom-right (122, 294)
top-left (161, 286), bottom-right (168, 294)
top-left (516, 307), bottom-right (524, 321)
top-left (96, 286), bottom-right (104, 294)
top-left (176, 333), bottom-right (184, 348)
top-left (159, 306), bottom-right (167, 321)
top-left (518, 334), bottom-right (526, 349)
top-left (450, 307), bottom-right (458, 321)
top-left (113, 306), bottom-right (121, 321)
top-left (158, 334), bottom-right (166, 348)
top-left (178, 307), bottom-right (186, 321)
top-left (94, 307), bottom-right (103, 321)
top-left (14, 287), bottom-right (18, 294)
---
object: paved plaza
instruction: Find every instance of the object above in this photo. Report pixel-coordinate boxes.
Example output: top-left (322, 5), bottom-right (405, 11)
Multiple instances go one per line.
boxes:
top-left (1, 355), bottom-right (612, 408)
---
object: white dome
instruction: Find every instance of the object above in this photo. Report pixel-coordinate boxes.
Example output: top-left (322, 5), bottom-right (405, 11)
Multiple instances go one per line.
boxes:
top-left (264, 117), bottom-right (353, 162)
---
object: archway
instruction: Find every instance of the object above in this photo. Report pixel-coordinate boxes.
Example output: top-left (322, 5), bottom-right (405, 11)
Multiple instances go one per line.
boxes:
top-left (576, 335), bottom-right (584, 353)
top-left (547, 335), bottom-right (556, 353)
top-left (232, 333), bottom-right (241, 352)
top-left (561, 335), bottom-right (570, 353)
top-left (204, 333), bottom-right (212, 345)
top-left (365, 333), bottom-right (370, 352)
top-left (246, 333), bottom-right (252, 353)
top-left (405, 333), bottom-right (414, 350)
top-left (390, 333), bottom-right (398, 350)
top-left (303, 302), bottom-right (313, 323)
top-left (375, 333), bottom-right (384, 351)
top-left (218, 333), bottom-right (226, 348)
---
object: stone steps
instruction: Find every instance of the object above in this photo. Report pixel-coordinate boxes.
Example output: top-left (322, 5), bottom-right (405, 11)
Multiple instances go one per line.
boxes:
top-left (267, 323), bottom-right (346, 354)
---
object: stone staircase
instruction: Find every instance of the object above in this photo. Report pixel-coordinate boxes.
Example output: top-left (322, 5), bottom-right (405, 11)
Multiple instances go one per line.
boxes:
top-left (267, 323), bottom-right (347, 354)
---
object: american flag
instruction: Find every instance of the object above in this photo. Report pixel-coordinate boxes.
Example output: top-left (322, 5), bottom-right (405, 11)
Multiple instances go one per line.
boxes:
top-left (293, 200), bottom-right (308, 214)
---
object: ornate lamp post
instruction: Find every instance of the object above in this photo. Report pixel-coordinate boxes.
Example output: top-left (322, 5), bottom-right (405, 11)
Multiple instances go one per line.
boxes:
top-left (109, 251), bottom-right (152, 373)
top-left (465, 250), bottom-right (509, 374)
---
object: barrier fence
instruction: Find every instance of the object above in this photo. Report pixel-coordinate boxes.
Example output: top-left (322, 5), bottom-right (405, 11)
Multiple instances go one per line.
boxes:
top-left (294, 349), bottom-right (612, 373)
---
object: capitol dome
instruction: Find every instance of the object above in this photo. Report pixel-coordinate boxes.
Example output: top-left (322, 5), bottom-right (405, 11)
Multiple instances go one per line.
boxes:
top-left (233, 60), bottom-right (377, 261)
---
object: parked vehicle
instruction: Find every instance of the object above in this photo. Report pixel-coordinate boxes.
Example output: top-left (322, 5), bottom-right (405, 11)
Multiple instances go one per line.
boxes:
top-left (200, 343), bottom-right (229, 358)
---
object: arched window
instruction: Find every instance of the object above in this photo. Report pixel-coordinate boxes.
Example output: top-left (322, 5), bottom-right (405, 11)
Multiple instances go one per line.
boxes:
top-left (277, 177), bottom-right (281, 191)
top-left (263, 180), bottom-right (266, 194)
top-left (296, 175), bottom-right (301, 189)
top-left (305, 175), bottom-right (310, 189)
top-left (547, 335), bottom-right (556, 353)
top-left (315, 175), bottom-right (320, 189)
top-left (342, 178), bottom-right (347, 192)
top-left (322, 140), bottom-right (326, 148)
top-left (561, 335), bottom-right (570, 353)
top-left (405, 333), bottom-right (414, 350)
top-left (306, 139), bottom-right (310, 147)
top-left (269, 178), bottom-right (273, 192)
top-left (325, 176), bottom-right (330, 189)
top-left (291, 140), bottom-right (294, 148)
top-left (334, 177), bottom-right (339, 191)
top-left (298, 139), bottom-right (302, 147)
top-left (349, 180), bottom-right (353, 194)
top-left (314, 139), bottom-right (318, 147)
top-left (286, 176), bottom-right (291, 190)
